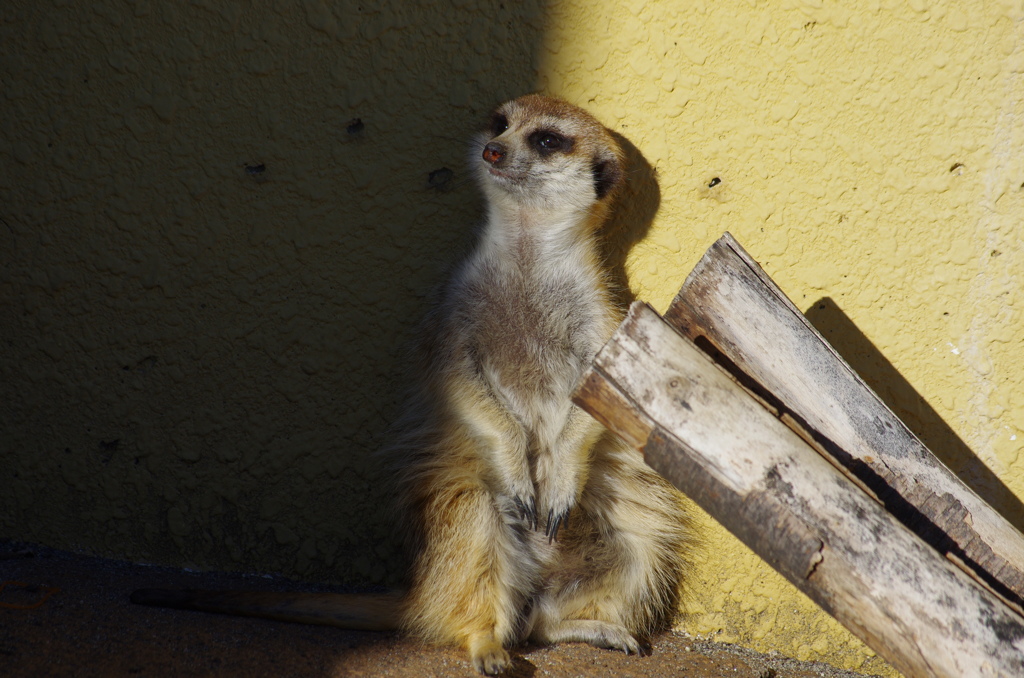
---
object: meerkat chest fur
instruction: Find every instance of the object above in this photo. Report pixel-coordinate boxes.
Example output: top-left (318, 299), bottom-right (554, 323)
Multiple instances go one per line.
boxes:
top-left (461, 224), bottom-right (612, 426)
top-left (443, 94), bottom-right (626, 452)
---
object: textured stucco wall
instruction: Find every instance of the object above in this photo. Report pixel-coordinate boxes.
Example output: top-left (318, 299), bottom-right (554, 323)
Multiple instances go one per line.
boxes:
top-left (2, 1), bottom-right (1023, 675)
top-left (0, 0), bottom-right (545, 582)
top-left (537, 1), bottom-right (1023, 674)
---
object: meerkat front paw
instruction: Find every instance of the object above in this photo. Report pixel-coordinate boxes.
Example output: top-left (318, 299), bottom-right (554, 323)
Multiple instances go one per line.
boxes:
top-left (500, 464), bottom-right (536, 530)
top-left (538, 483), bottom-right (577, 541)
top-left (544, 506), bottom-right (571, 542)
top-left (535, 455), bottom-right (582, 541)
top-left (512, 495), bottom-right (538, 530)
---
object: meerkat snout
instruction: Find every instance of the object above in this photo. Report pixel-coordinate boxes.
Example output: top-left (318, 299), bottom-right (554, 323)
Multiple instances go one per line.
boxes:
top-left (482, 142), bottom-right (505, 166)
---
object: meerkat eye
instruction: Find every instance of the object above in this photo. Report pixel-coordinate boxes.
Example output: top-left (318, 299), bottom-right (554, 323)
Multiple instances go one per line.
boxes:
top-left (530, 131), bottom-right (569, 154)
top-left (490, 113), bottom-right (509, 137)
top-left (537, 134), bottom-right (562, 150)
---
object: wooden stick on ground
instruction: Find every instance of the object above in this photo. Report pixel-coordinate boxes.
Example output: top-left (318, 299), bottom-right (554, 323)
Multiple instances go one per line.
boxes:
top-left (574, 302), bottom-right (1024, 678)
top-left (662, 233), bottom-right (1024, 613)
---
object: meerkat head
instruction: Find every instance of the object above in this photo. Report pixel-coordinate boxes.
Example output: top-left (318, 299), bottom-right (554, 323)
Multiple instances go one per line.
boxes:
top-left (475, 95), bottom-right (625, 215)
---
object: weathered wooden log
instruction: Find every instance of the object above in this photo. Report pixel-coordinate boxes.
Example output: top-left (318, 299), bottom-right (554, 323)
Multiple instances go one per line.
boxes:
top-left (574, 302), bottom-right (1024, 678)
top-left (662, 233), bottom-right (1024, 613)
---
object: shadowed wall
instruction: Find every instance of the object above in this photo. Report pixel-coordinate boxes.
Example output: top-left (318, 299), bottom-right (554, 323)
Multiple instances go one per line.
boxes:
top-left (0, 0), bottom-right (547, 583)
top-left (3, 2), bottom-right (1022, 676)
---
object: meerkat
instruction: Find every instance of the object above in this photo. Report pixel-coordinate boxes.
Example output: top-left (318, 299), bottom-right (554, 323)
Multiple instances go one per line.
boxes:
top-left (132, 94), bottom-right (694, 675)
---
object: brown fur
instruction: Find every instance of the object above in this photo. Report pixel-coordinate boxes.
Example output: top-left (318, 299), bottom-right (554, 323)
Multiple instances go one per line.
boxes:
top-left (384, 95), bottom-right (694, 673)
top-left (131, 95), bottom-right (694, 675)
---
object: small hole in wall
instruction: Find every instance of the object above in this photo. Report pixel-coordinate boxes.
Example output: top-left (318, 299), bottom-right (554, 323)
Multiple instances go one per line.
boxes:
top-left (428, 167), bottom-right (454, 190)
top-left (345, 118), bottom-right (364, 135)
top-left (244, 162), bottom-right (268, 183)
top-left (949, 162), bottom-right (964, 175)
top-left (708, 177), bottom-right (721, 188)
top-left (991, 250), bottom-right (1002, 258)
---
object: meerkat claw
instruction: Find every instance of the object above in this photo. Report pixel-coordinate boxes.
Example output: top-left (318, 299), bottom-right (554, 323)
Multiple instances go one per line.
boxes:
top-left (545, 508), bottom-right (570, 542)
top-left (513, 496), bottom-right (537, 529)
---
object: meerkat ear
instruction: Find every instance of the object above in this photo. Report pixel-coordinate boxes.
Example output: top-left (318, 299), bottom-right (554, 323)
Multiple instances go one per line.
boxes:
top-left (592, 155), bottom-right (622, 200)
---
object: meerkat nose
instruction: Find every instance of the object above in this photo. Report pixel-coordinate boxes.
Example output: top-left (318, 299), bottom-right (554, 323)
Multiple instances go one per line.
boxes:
top-left (482, 142), bottom-right (505, 165)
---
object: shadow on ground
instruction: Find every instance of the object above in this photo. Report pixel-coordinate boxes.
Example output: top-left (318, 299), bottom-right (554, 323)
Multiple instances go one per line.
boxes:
top-left (0, 540), bottom-right (882, 678)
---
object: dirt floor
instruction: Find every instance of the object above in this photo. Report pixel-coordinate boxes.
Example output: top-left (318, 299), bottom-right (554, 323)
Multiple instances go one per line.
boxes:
top-left (0, 539), bottom-right (883, 678)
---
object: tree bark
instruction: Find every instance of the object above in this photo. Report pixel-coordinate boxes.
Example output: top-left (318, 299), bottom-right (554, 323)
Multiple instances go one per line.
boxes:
top-left (660, 233), bottom-right (1024, 614)
top-left (574, 302), bottom-right (1024, 678)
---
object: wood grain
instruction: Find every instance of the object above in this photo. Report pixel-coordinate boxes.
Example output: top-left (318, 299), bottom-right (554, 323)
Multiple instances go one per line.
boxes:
top-left (663, 233), bottom-right (1024, 614)
top-left (575, 302), bottom-right (1024, 678)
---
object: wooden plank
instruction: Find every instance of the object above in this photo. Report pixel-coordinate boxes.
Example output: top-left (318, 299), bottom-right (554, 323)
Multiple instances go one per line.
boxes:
top-left (663, 233), bottom-right (1024, 612)
top-left (574, 302), bottom-right (1024, 678)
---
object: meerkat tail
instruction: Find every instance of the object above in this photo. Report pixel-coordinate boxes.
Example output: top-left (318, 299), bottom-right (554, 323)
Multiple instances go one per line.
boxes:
top-left (130, 588), bottom-right (401, 631)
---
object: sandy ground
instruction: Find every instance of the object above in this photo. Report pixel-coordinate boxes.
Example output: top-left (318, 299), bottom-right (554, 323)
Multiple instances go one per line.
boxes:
top-left (0, 539), bottom-right (883, 678)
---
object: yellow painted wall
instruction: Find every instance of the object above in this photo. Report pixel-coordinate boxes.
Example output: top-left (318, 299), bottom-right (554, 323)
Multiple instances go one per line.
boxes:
top-left (2, 1), bottom-right (1022, 675)
top-left (538, 1), bottom-right (1023, 673)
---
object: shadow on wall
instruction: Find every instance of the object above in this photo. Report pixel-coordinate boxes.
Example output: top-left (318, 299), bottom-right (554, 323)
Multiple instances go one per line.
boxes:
top-left (0, 0), bottom-right (663, 589)
top-left (0, 0), bottom-right (573, 584)
top-left (805, 298), bottom-right (1024, 531)
top-left (602, 132), bottom-right (661, 312)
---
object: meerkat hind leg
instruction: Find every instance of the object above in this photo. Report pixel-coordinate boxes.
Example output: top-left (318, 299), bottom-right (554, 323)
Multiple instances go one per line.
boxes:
top-left (403, 472), bottom-right (533, 676)
top-left (529, 438), bottom-right (691, 658)
top-left (527, 547), bottom-right (646, 656)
